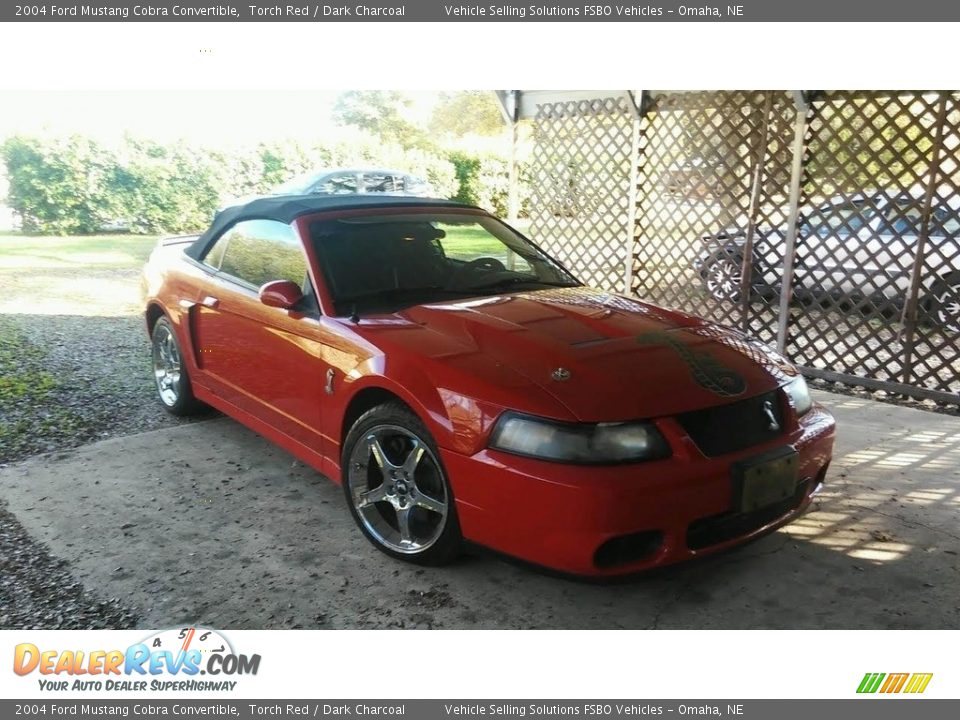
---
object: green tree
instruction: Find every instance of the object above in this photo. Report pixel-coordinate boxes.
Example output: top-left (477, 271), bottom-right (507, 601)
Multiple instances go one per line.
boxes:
top-left (430, 91), bottom-right (504, 138)
top-left (1, 135), bottom-right (123, 234)
top-left (115, 138), bottom-right (222, 234)
top-left (332, 91), bottom-right (428, 149)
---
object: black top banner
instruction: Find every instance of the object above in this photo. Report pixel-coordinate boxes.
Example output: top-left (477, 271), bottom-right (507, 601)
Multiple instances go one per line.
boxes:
top-left (3, 0), bottom-right (959, 22)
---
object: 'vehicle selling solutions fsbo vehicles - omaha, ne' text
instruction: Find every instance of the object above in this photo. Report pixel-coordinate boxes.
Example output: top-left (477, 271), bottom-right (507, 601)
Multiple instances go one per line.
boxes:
top-left (141, 194), bottom-right (836, 577)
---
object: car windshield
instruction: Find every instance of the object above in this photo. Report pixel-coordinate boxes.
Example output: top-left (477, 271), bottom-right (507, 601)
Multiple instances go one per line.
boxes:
top-left (308, 212), bottom-right (581, 315)
top-left (270, 171), bottom-right (325, 195)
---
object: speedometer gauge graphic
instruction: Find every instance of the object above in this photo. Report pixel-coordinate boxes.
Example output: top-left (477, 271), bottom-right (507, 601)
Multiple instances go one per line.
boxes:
top-left (140, 627), bottom-right (234, 659)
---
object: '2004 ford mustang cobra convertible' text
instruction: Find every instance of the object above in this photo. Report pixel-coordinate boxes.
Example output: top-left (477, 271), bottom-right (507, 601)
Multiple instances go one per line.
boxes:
top-left (141, 195), bottom-right (835, 577)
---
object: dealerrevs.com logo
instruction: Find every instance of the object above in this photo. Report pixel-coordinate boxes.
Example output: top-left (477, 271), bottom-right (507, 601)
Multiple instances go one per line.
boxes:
top-left (13, 627), bottom-right (260, 692)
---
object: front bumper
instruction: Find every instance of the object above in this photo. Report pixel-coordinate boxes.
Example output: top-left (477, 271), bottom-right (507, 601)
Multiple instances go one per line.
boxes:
top-left (441, 404), bottom-right (835, 577)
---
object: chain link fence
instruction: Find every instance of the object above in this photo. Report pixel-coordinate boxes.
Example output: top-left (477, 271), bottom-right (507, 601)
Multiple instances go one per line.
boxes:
top-left (527, 90), bottom-right (960, 406)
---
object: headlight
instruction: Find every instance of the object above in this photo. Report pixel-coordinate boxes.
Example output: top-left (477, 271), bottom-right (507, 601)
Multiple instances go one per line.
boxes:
top-left (489, 413), bottom-right (671, 464)
top-left (783, 375), bottom-right (812, 416)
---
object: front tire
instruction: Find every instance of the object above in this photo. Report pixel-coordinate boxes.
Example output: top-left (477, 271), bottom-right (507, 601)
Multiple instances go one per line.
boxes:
top-left (151, 316), bottom-right (204, 416)
top-left (342, 402), bottom-right (462, 566)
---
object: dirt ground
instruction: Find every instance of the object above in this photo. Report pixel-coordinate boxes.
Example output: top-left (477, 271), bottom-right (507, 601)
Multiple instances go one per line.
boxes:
top-left (1, 390), bottom-right (958, 630)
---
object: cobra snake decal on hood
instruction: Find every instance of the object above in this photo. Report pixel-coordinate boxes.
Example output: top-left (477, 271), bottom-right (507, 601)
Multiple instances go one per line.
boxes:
top-left (636, 330), bottom-right (748, 397)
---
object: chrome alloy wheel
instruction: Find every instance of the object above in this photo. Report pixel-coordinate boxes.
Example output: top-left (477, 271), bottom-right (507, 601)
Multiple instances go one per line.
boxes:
top-left (706, 257), bottom-right (742, 302)
top-left (152, 323), bottom-right (182, 407)
top-left (346, 425), bottom-right (449, 555)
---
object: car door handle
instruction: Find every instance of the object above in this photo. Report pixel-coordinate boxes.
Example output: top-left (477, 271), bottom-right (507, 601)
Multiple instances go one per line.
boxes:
top-left (201, 295), bottom-right (220, 309)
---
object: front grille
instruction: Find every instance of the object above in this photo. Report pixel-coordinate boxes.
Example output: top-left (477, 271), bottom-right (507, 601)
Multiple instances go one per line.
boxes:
top-left (686, 480), bottom-right (808, 551)
top-left (676, 390), bottom-right (785, 457)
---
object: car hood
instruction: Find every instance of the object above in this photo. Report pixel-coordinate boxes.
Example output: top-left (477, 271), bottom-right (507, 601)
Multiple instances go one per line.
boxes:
top-left (354, 287), bottom-right (796, 422)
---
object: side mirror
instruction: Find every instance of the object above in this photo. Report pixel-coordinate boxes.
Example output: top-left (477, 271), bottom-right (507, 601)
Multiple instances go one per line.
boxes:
top-left (259, 280), bottom-right (304, 310)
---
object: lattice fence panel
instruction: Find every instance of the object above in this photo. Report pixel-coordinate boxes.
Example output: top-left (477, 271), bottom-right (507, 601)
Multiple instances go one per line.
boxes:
top-left (529, 97), bottom-right (634, 290)
top-left (786, 91), bottom-right (960, 400)
top-left (631, 91), bottom-right (794, 345)
top-left (903, 93), bottom-right (960, 396)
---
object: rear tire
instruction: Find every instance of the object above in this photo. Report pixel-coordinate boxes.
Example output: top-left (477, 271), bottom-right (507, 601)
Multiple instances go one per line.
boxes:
top-left (342, 402), bottom-right (462, 566)
top-left (151, 316), bottom-right (205, 416)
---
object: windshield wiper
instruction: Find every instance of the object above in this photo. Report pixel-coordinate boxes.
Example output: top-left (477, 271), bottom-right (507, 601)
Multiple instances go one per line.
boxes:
top-left (340, 286), bottom-right (473, 304)
top-left (340, 281), bottom-right (578, 320)
top-left (340, 286), bottom-right (477, 320)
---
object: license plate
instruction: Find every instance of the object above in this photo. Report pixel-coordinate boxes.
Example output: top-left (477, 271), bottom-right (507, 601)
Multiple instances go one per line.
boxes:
top-left (733, 447), bottom-right (799, 513)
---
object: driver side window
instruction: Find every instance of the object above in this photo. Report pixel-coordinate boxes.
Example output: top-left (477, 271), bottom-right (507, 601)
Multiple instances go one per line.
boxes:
top-left (814, 199), bottom-right (876, 236)
top-left (206, 220), bottom-right (309, 290)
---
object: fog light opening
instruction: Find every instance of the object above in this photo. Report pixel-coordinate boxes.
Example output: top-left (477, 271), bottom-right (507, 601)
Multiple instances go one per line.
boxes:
top-left (593, 530), bottom-right (664, 569)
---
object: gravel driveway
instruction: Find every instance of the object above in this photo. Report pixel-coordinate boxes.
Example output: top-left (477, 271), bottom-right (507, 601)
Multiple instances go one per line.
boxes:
top-left (0, 313), bottom-right (167, 628)
top-left (1, 314), bottom-right (204, 463)
top-left (0, 234), bottom-right (203, 464)
top-left (0, 234), bottom-right (199, 628)
top-left (0, 499), bottom-right (138, 629)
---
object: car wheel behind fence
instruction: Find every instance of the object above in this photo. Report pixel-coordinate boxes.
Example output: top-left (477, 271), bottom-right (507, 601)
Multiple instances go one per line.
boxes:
top-left (702, 253), bottom-right (744, 303)
top-left (929, 273), bottom-right (960, 333)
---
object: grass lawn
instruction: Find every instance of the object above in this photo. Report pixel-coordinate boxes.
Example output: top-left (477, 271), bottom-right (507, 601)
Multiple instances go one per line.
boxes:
top-left (437, 218), bottom-right (535, 259)
top-left (0, 223), bottom-right (534, 268)
top-left (0, 233), bottom-right (159, 270)
top-left (0, 233), bottom-right (160, 317)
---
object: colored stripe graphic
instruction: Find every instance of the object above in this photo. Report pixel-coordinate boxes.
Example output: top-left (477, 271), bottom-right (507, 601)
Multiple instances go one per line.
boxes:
top-left (857, 672), bottom-right (932, 694)
top-left (857, 673), bottom-right (885, 693)
top-left (880, 673), bottom-right (909, 693)
top-left (904, 674), bottom-right (933, 694)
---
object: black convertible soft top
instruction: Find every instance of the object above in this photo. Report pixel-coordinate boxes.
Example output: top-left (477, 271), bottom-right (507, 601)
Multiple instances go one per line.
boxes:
top-left (185, 194), bottom-right (480, 261)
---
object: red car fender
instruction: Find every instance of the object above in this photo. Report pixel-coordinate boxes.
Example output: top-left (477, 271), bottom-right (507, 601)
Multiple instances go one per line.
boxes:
top-left (328, 360), bottom-right (492, 473)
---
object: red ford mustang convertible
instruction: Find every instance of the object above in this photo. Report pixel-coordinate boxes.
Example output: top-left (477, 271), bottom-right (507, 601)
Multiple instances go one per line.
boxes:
top-left (141, 195), bottom-right (835, 577)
